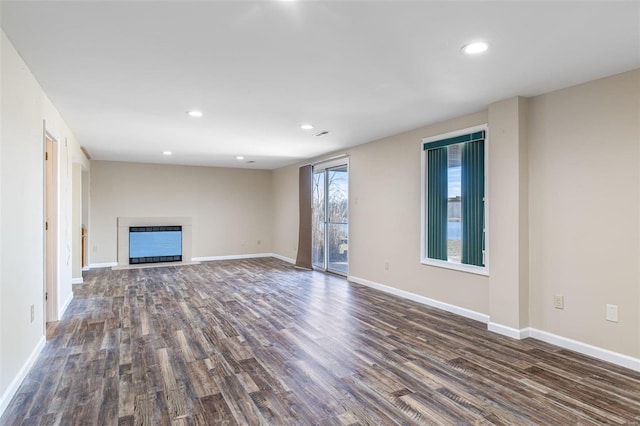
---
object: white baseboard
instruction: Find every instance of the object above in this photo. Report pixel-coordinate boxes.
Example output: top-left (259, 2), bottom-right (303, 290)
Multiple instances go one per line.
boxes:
top-left (192, 253), bottom-right (273, 262)
top-left (81, 266), bottom-right (90, 272)
top-left (527, 328), bottom-right (640, 372)
top-left (71, 277), bottom-right (83, 284)
top-left (486, 323), bottom-right (640, 372)
top-left (270, 253), bottom-right (295, 264)
top-left (59, 292), bottom-right (74, 318)
top-left (89, 262), bottom-right (117, 269)
top-left (348, 275), bottom-right (640, 372)
top-left (99, 254), bottom-right (291, 268)
top-left (488, 322), bottom-right (531, 340)
top-left (0, 336), bottom-right (46, 417)
top-left (347, 275), bottom-right (490, 324)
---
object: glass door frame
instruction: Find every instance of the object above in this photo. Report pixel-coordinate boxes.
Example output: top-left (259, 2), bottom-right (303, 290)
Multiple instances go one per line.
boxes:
top-left (312, 158), bottom-right (349, 276)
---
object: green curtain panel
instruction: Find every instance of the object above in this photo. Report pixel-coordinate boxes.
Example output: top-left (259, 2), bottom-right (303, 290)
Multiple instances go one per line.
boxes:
top-left (461, 140), bottom-right (485, 266)
top-left (427, 147), bottom-right (448, 260)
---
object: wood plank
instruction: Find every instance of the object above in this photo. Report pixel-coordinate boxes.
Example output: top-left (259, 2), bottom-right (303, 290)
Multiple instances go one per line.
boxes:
top-left (2, 258), bottom-right (639, 424)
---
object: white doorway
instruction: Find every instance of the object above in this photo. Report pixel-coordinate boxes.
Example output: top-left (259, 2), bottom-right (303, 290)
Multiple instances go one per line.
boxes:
top-left (44, 133), bottom-right (58, 324)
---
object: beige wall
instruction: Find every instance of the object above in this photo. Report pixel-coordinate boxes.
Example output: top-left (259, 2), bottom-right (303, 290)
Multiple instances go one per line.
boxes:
top-left (528, 70), bottom-right (639, 357)
top-left (272, 69), bottom-right (640, 359)
top-left (272, 110), bottom-right (492, 315)
top-left (89, 161), bottom-right (273, 264)
top-left (0, 30), bottom-right (86, 408)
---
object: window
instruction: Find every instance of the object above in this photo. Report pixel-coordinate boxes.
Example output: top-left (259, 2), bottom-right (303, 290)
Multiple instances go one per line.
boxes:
top-left (421, 125), bottom-right (488, 275)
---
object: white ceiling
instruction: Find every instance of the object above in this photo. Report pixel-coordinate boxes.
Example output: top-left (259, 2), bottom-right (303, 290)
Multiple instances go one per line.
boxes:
top-left (2, 1), bottom-right (639, 169)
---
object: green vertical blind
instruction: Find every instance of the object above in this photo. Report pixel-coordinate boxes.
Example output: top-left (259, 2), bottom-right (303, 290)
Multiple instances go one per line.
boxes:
top-left (427, 148), bottom-right (448, 260)
top-left (424, 130), bottom-right (485, 267)
top-left (461, 140), bottom-right (484, 266)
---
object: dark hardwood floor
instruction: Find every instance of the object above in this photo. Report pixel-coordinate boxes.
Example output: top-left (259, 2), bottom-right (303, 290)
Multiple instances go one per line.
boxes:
top-left (2, 258), bottom-right (640, 425)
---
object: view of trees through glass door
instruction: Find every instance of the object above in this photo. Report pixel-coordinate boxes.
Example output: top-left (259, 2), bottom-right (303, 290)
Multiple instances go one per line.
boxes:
top-left (312, 164), bottom-right (348, 275)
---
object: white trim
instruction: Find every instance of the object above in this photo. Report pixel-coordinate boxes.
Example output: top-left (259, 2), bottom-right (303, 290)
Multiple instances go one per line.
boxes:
top-left (0, 336), bottom-right (46, 417)
top-left (527, 328), bottom-right (640, 372)
top-left (347, 275), bottom-right (490, 324)
top-left (192, 253), bottom-right (273, 262)
top-left (486, 324), bottom-right (640, 372)
top-left (487, 322), bottom-right (530, 339)
top-left (59, 292), bottom-right (74, 318)
top-left (420, 123), bottom-right (489, 277)
top-left (421, 124), bottom-right (488, 145)
top-left (420, 144), bottom-right (427, 261)
top-left (271, 253), bottom-right (296, 264)
top-left (309, 154), bottom-right (349, 171)
top-left (89, 262), bottom-right (117, 269)
top-left (43, 122), bottom-right (61, 323)
top-left (81, 266), bottom-right (90, 272)
top-left (96, 254), bottom-right (295, 266)
top-left (421, 258), bottom-right (489, 276)
top-left (71, 277), bottom-right (83, 284)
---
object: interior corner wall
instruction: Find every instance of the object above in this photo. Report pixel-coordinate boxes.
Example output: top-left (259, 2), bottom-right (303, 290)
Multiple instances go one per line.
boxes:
top-left (72, 163), bottom-right (82, 280)
top-left (89, 161), bottom-right (273, 264)
top-left (528, 69), bottom-right (640, 358)
top-left (487, 96), bottom-right (529, 331)
top-left (0, 30), bottom-right (84, 411)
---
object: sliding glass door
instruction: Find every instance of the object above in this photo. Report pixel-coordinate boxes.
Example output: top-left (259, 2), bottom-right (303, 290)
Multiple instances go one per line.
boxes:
top-left (312, 162), bottom-right (349, 275)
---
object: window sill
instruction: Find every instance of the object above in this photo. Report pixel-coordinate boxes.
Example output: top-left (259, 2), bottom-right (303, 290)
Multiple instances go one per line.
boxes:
top-left (421, 258), bottom-right (489, 276)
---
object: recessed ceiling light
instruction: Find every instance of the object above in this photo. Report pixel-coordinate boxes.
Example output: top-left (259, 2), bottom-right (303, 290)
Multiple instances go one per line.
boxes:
top-left (162, 151), bottom-right (172, 156)
top-left (187, 110), bottom-right (203, 117)
top-left (300, 124), bottom-right (314, 130)
top-left (462, 41), bottom-right (489, 55)
top-left (236, 156), bottom-right (245, 160)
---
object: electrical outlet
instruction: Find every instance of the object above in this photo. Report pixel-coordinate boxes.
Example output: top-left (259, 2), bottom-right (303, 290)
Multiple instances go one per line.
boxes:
top-left (384, 261), bottom-right (389, 271)
top-left (553, 295), bottom-right (564, 309)
top-left (606, 304), bottom-right (619, 322)
top-left (92, 245), bottom-right (97, 253)
top-left (30, 305), bottom-right (35, 323)
top-left (257, 239), bottom-right (261, 245)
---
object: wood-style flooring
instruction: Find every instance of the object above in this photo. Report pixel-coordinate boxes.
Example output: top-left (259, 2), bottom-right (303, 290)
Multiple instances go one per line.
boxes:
top-left (1, 258), bottom-right (640, 425)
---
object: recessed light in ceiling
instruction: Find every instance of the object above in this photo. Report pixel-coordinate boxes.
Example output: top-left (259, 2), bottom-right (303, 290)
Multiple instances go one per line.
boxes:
top-left (187, 110), bottom-right (203, 117)
top-left (300, 124), bottom-right (314, 130)
top-left (315, 131), bottom-right (330, 137)
top-left (236, 156), bottom-right (245, 160)
top-left (162, 151), bottom-right (172, 155)
top-left (462, 41), bottom-right (489, 55)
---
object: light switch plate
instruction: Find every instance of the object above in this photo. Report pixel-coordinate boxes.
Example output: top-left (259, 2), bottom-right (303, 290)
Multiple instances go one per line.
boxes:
top-left (606, 304), bottom-right (618, 322)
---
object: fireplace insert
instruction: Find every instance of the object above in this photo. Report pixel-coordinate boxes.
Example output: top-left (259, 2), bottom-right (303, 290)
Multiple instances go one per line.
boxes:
top-left (129, 226), bottom-right (182, 264)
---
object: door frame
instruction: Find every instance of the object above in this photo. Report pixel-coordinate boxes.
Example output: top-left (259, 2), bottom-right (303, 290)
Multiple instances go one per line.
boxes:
top-left (43, 122), bottom-right (60, 325)
top-left (312, 158), bottom-right (349, 276)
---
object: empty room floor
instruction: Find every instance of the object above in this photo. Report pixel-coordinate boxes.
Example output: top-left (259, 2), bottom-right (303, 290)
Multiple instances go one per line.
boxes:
top-left (1, 258), bottom-right (639, 425)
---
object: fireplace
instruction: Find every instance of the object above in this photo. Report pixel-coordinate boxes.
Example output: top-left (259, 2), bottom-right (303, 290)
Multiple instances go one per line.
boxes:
top-left (116, 217), bottom-right (193, 268)
top-left (129, 226), bottom-right (182, 264)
